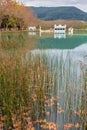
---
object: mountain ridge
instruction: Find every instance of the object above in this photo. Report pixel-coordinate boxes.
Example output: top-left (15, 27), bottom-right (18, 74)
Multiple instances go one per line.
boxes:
top-left (31, 6), bottom-right (87, 21)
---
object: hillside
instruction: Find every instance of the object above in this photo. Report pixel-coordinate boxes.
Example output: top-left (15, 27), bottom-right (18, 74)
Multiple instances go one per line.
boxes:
top-left (31, 6), bottom-right (87, 21)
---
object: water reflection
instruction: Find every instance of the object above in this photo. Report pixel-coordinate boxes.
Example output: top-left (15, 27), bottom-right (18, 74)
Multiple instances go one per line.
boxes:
top-left (54, 33), bottom-right (66, 39)
top-left (37, 34), bottom-right (87, 49)
top-left (30, 50), bottom-right (87, 130)
top-left (0, 32), bottom-right (37, 51)
top-left (28, 32), bottom-right (36, 36)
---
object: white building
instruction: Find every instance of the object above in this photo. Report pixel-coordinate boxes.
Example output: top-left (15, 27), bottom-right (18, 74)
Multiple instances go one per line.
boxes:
top-left (54, 24), bottom-right (66, 33)
top-left (68, 27), bottom-right (74, 35)
top-left (28, 26), bottom-right (36, 31)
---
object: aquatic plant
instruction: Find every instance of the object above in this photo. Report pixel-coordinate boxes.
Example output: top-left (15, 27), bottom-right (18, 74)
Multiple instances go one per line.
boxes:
top-left (0, 48), bottom-right (87, 130)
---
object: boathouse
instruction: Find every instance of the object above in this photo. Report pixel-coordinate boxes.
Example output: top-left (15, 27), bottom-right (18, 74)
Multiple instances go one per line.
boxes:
top-left (54, 24), bottom-right (66, 33)
top-left (28, 26), bottom-right (36, 31)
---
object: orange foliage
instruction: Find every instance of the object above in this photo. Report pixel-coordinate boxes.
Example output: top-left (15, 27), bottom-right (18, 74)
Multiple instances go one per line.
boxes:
top-left (64, 123), bottom-right (74, 129)
top-left (75, 123), bottom-right (80, 128)
top-left (0, 0), bottom-right (38, 27)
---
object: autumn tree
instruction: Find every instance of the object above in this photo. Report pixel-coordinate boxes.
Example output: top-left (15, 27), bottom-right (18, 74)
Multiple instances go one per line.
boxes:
top-left (0, 0), bottom-right (37, 30)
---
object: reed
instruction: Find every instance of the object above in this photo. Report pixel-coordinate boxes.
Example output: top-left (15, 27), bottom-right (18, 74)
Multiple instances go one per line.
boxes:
top-left (0, 38), bottom-right (87, 130)
top-left (0, 32), bottom-right (37, 51)
top-left (0, 52), bottom-right (56, 129)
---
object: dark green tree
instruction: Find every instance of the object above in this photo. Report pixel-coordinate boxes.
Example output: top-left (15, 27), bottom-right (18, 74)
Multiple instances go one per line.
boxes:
top-left (15, 17), bottom-right (24, 30)
top-left (1, 15), bottom-right (9, 29)
top-left (8, 16), bottom-right (16, 30)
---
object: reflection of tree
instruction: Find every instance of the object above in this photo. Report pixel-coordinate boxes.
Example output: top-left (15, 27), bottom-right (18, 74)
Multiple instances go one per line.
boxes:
top-left (0, 32), bottom-right (37, 51)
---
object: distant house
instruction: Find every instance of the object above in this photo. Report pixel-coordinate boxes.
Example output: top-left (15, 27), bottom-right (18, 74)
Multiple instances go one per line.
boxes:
top-left (54, 24), bottom-right (66, 33)
top-left (68, 27), bottom-right (74, 35)
top-left (28, 26), bottom-right (36, 31)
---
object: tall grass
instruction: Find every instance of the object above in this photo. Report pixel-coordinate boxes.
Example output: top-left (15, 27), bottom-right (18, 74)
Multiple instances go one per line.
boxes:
top-left (0, 32), bottom-right (37, 52)
top-left (0, 50), bottom-right (86, 130)
top-left (0, 52), bottom-right (56, 129)
top-left (30, 50), bottom-right (87, 130)
top-left (0, 33), bottom-right (87, 130)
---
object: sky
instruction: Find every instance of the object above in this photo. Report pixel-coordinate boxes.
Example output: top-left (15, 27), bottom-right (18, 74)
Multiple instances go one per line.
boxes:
top-left (17, 0), bottom-right (87, 12)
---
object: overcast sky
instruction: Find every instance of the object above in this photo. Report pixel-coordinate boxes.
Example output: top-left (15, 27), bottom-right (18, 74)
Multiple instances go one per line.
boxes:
top-left (17, 0), bottom-right (87, 12)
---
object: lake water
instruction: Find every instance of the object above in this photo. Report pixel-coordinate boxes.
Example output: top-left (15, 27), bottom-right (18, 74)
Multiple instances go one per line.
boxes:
top-left (0, 32), bottom-right (87, 130)
top-left (32, 33), bottom-right (87, 130)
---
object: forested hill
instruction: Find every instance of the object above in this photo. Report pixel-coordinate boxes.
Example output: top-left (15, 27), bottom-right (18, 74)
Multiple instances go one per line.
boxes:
top-left (31, 6), bottom-right (87, 21)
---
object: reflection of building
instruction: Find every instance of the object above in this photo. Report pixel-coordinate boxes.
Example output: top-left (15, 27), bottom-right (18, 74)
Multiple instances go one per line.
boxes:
top-left (54, 33), bottom-right (66, 39)
top-left (28, 32), bottom-right (36, 36)
top-left (54, 24), bottom-right (66, 33)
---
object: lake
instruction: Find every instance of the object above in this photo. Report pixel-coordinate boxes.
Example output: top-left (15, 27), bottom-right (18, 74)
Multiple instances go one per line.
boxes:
top-left (0, 32), bottom-right (87, 130)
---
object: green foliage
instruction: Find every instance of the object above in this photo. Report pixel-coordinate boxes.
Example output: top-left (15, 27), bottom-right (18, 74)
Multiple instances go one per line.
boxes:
top-left (8, 17), bottom-right (16, 29)
top-left (15, 17), bottom-right (24, 30)
top-left (1, 15), bottom-right (10, 28)
top-left (0, 0), bottom-right (35, 30)
top-left (1, 15), bottom-right (24, 30)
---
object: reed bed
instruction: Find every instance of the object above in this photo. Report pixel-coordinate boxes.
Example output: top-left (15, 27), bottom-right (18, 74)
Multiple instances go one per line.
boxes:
top-left (0, 52), bottom-right (87, 130)
top-left (0, 32), bottom-right (37, 51)
top-left (30, 50), bottom-right (87, 130)
top-left (0, 36), bottom-right (87, 130)
top-left (0, 52), bottom-right (57, 130)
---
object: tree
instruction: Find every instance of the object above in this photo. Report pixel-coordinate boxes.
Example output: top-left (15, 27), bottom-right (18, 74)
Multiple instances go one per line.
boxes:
top-left (1, 15), bottom-right (9, 29)
top-left (15, 17), bottom-right (24, 30)
top-left (0, 0), bottom-right (38, 30)
top-left (8, 16), bottom-right (16, 29)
